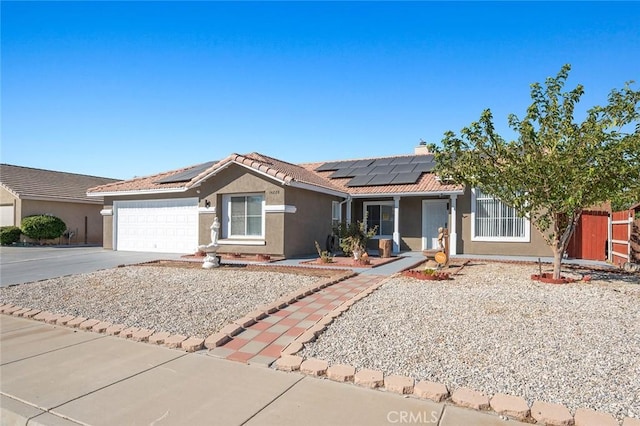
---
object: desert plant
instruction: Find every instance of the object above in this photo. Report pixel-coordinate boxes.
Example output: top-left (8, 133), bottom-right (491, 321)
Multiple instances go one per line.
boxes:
top-left (333, 218), bottom-right (378, 257)
top-left (315, 241), bottom-right (333, 263)
top-left (20, 215), bottom-right (66, 243)
top-left (0, 226), bottom-right (22, 245)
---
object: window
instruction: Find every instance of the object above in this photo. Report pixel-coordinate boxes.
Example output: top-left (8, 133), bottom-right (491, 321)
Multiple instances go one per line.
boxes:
top-left (364, 202), bottom-right (394, 237)
top-left (472, 188), bottom-right (529, 242)
top-left (224, 194), bottom-right (264, 238)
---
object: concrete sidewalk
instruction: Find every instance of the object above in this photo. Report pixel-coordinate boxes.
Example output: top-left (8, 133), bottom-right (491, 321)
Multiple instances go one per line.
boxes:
top-left (1, 315), bottom-right (523, 426)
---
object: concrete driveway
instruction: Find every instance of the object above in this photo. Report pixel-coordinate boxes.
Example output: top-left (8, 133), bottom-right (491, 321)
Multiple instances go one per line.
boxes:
top-left (0, 246), bottom-right (184, 287)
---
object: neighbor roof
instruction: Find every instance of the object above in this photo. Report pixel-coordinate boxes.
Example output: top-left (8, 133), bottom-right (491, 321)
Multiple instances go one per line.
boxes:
top-left (87, 152), bottom-right (463, 197)
top-left (0, 164), bottom-right (120, 203)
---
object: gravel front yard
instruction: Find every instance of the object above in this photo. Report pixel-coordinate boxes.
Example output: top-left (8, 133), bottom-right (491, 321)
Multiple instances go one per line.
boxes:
top-left (2, 260), bottom-right (638, 420)
top-left (0, 264), bottom-right (326, 338)
top-left (301, 262), bottom-right (640, 421)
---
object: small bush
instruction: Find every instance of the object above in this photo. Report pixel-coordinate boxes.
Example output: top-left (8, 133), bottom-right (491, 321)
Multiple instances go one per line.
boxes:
top-left (0, 226), bottom-right (22, 245)
top-left (21, 215), bottom-right (66, 243)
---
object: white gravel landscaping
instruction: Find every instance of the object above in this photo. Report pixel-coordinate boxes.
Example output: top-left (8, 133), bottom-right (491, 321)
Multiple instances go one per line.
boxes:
top-left (0, 265), bottom-right (322, 338)
top-left (301, 262), bottom-right (640, 421)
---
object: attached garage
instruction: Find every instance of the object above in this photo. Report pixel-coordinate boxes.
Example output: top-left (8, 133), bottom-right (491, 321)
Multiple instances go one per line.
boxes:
top-left (113, 198), bottom-right (198, 253)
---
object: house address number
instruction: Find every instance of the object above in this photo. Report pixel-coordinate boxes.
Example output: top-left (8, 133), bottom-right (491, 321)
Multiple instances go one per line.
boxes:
top-left (269, 190), bottom-right (280, 195)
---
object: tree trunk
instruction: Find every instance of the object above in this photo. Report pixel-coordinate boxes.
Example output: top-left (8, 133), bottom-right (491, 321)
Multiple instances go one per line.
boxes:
top-left (552, 243), bottom-right (563, 279)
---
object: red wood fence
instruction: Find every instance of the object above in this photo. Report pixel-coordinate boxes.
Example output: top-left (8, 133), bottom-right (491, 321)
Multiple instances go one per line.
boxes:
top-left (611, 210), bottom-right (633, 266)
top-left (567, 211), bottom-right (609, 261)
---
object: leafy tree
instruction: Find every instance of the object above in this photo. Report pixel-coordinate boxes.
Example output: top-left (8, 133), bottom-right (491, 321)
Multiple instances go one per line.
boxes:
top-left (433, 65), bottom-right (640, 279)
top-left (21, 215), bottom-right (67, 244)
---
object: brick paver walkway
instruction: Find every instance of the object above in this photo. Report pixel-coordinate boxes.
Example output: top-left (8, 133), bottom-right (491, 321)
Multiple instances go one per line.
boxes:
top-left (208, 274), bottom-right (386, 366)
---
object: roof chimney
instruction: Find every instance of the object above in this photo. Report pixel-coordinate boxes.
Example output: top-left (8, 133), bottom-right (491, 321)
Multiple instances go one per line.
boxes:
top-left (414, 139), bottom-right (431, 155)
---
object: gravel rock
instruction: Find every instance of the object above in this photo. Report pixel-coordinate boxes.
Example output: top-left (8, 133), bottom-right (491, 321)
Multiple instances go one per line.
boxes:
top-left (0, 265), bottom-right (320, 338)
top-left (301, 262), bottom-right (640, 421)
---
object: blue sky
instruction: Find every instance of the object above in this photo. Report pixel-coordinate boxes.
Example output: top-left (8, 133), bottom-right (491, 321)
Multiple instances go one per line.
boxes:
top-left (2, 1), bottom-right (639, 180)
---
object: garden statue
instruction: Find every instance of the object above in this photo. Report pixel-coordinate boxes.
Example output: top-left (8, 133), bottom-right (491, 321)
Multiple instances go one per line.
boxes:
top-left (437, 227), bottom-right (445, 250)
top-left (199, 212), bottom-right (220, 269)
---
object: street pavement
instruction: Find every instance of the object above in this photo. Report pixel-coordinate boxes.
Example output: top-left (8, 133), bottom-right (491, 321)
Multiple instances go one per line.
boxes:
top-left (0, 246), bottom-right (183, 287)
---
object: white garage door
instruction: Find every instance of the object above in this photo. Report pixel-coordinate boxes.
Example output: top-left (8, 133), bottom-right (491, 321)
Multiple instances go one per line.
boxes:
top-left (114, 198), bottom-right (198, 253)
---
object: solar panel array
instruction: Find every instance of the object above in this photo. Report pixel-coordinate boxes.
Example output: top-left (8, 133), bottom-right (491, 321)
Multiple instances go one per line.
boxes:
top-left (315, 155), bottom-right (435, 187)
top-left (155, 161), bottom-right (217, 184)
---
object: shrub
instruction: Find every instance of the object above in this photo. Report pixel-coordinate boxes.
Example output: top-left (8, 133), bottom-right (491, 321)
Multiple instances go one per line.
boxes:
top-left (21, 215), bottom-right (66, 243)
top-left (0, 226), bottom-right (22, 245)
top-left (332, 217), bottom-right (378, 257)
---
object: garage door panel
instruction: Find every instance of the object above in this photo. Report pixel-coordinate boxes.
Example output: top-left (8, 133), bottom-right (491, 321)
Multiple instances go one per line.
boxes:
top-left (114, 199), bottom-right (198, 253)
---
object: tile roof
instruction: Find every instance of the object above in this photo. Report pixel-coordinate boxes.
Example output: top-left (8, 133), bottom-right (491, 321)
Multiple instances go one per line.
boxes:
top-left (87, 152), bottom-right (463, 197)
top-left (0, 164), bottom-right (120, 203)
top-left (87, 161), bottom-right (212, 194)
top-left (299, 155), bottom-right (463, 196)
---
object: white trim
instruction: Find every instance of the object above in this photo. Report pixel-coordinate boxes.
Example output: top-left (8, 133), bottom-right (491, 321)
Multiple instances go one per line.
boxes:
top-left (264, 205), bottom-right (297, 214)
top-left (198, 207), bottom-right (217, 214)
top-left (449, 195), bottom-right (457, 255)
top-left (287, 181), bottom-right (349, 198)
top-left (612, 219), bottom-right (633, 225)
top-left (363, 200), bottom-right (395, 239)
top-left (611, 239), bottom-right (629, 245)
top-left (611, 251), bottom-right (629, 260)
top-left (470, 188), bottom-right (530, 243)
top-left (392, 196), bottom-right (400, 253)
top-left (222, 193), bottom-right (265, 239)
top-left (350, 190), bottom-right (464, 199)
top-left (100, 208), bottom-right (113, 216)
top-left (89, 187), bottom-right (190, 197)
top-left (217, 239), bottom-right (266, 246)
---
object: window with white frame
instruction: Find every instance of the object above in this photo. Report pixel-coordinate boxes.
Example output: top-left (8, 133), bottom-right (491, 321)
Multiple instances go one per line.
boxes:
top-left (223, 194), bottom-right (264, 238)
top-left (364, 201), bottom-right (394, 237)
top-left (471, 188), bottom-right (529, 242)
top-left (332, 201), bottom-right (341, 226)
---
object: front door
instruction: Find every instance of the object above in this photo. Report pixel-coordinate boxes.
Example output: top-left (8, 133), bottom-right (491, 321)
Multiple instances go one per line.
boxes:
top-left (422, 200), bottom-right (449, 250)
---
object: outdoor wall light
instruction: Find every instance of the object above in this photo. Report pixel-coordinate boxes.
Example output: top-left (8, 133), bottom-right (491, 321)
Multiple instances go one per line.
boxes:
top-left (205, 200), bottom-right (211, 208)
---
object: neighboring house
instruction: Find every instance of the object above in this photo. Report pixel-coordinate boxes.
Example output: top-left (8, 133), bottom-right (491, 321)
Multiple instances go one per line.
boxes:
top-left (87, 145), bottom-right (550, 257)
top-left (0, 164), bottom-right (119, 245)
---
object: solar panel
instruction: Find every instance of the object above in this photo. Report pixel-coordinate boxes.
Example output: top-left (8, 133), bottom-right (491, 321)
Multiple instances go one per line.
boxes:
top-left (391, 172), bottom-right (423, 185)
top-left (315, 162), bottom-right (340, 172)
top-left (351, 159), bottom-right (375, 168)
top-left (367, 173), bottom-right (398, 185)
top-left (329, 168), bottom-right (357, 178)
top-left (411, 155), bottom-right (434, 164)
top-left (370, 158), bottom-right (394, 167)
top-left (390, 157), bottom-right (414, 165)
top-left (334, 160), bottom-right (357, 169)
top-left (391, 164), bottom-right (417, 174)
top-left (155, 161), bottom-right (217, 184)
top-left (369, 165), bottom-right (396, 175)
top-left (413, 162), bottom-right (435, 173)
top-left (345, 175), bottom-right (375, 187)
top-left (351, 167), bottom-right (374, 176)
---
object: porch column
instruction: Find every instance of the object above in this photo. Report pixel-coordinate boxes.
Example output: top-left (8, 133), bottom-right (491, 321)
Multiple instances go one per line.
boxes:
top-left (449, 195), bottom-right (457, 255)
top-left (393, 196), bottom-right (400, 253)
top-left (346, 199), bottom-right (352, 224)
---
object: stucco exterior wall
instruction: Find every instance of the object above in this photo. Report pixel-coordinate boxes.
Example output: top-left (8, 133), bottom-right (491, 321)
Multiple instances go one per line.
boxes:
top-left (283, 186), bottom-right (342, 257)
top-left (197, 166), bottom-right (287, 256)
top-left (456, 187), bottom-right (550, 256)
top-left (19, 199), bottom-right (105, 244)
